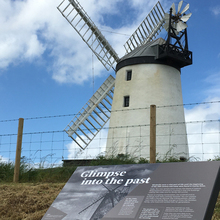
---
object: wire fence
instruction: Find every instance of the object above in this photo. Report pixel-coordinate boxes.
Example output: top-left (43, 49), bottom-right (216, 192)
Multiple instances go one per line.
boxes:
top-left (0, 101), bottom-right (220, 168)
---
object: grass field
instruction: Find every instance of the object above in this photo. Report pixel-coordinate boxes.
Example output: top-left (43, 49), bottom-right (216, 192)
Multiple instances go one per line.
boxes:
top-left (0, 183), bottom-right (65, 220)
top-left (0, 155), bottom-right (219, 220)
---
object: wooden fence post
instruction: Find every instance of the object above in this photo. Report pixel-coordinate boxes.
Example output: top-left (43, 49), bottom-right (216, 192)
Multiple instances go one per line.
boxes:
top-left (150, 105), bottom-right (156, 163)
top-left (13, 118), bottom-right (24, 183)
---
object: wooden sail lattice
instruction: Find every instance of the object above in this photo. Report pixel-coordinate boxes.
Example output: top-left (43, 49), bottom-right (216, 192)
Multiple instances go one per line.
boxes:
top-left (57, 0), bottom-right (119, 70)
top-left (64, 75), bottom-right (115, 150)
top-left (124, 1), bottom-right (165, 54)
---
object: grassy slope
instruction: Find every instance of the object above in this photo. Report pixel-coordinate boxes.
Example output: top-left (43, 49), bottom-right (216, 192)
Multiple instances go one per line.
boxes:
top-left (0, 183), bottom-right (65, 220)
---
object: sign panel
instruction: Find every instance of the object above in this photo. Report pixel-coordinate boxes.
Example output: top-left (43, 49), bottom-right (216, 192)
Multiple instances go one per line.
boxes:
top-left (42, 161), bottom-right (220, 220)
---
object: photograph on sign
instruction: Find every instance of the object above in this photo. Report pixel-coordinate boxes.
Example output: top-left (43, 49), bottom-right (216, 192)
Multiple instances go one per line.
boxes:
top-left (42, 161), bottom-right (220, 220)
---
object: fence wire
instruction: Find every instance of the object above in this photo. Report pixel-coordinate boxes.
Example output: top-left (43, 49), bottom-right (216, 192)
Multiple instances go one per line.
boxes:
top-left (0, 102), bottom-right (220, 167)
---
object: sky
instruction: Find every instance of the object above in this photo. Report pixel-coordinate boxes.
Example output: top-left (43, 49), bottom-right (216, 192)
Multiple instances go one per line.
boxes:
top-left (0, 0), bottom-right (220, 162)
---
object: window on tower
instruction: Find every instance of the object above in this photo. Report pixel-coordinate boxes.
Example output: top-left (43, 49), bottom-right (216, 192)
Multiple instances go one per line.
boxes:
top-left (124, 96), bottom-right (130, 107)
top-left (126, 70), bottom-right (132, 81)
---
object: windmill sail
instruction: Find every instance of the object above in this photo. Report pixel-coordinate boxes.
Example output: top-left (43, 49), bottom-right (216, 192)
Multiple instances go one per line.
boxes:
top-left (57, 0), bottom-right (119, 70)
top-left (64, 75), bottom-right (115, 150)
top-left (124, 1), bottom-right (165, 54)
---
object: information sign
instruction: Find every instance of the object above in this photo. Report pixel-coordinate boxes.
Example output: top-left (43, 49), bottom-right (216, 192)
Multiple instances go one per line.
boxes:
top-left (42, 161), bottom-right (220, 220)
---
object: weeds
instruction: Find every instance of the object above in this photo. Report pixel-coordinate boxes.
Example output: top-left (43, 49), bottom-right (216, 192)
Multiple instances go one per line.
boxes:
top-left (0, 161), bottom-right (14, 182)
top-left (0, 153), bottom-right (220, 183)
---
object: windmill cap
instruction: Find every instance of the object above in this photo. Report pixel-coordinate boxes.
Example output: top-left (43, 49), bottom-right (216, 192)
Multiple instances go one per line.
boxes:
top-left (122, 38), bottom-right (166, 60)
top-left (116, 38), bottom-right (183, 72)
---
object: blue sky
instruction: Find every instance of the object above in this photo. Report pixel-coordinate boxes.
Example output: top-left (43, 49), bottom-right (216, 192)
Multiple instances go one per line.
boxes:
top-left (0, 0), bottom-right (220, 161)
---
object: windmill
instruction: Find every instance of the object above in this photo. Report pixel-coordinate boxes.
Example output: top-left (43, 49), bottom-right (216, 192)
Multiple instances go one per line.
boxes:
top-left (57, 0), bottom-right (192, 159)
top-left (79, 183), bottom-right (130, 220)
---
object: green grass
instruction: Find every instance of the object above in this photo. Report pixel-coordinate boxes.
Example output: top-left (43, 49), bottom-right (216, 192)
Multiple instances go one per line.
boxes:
top-left (1, 153), bottom-right (218, 183)
top-left (0, 161), bottom-right (14, 182)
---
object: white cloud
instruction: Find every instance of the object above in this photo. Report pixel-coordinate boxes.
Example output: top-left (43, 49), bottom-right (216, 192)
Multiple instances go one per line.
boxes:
top-left (185, 101), bottom-right (220, 122)
top-left (185, 73), bottom-right (220, 161)
top-left (0, 0), bottom-right (48, 68)
top-left (79, 0), bottom-right (123, 20)
top-left (186, 107), bottom-right (220, 160)
top-left (0, 0), bottom-right (169, 84)
top-left (0, 0), bottom-right (124, 83)
top-left (211, 6), bottom-right (220, 16)
top-left (23, 34), bottom-right (46, 60)
top-left (67, 127), bottom-right (108, 159)
top-left (0, 155), bottom-right (9, 163)
top-left (203, 72), bottom-right (220, 98)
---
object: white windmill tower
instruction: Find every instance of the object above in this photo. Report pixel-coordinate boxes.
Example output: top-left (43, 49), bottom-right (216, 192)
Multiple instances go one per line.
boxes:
top-left (57, 0), bottom-right (192, 159)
